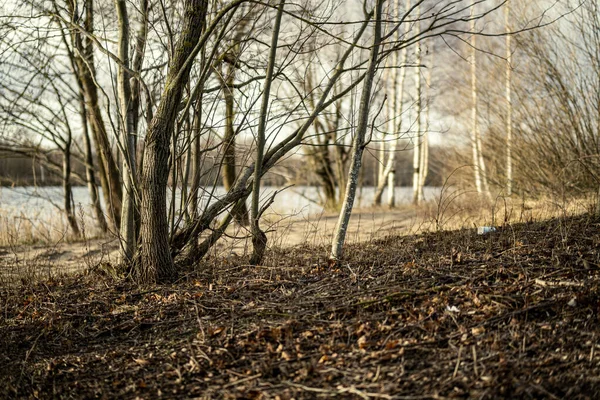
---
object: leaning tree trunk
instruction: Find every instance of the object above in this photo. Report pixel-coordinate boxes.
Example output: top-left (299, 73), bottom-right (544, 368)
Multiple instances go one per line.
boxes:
top-left (330, 0), bottom-right (383, 262)
top-left (250, 0), bottom-right (285, 266)
top-left (137, 0), bottom-right (208, 283)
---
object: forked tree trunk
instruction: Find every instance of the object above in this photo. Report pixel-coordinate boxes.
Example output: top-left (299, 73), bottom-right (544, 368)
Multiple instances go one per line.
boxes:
top-left (138, 0), bottom-right (208, 283)
top-left (330, 0), bottom-right (383, 262)
top-left (250, 0), bottom-right (285, 266)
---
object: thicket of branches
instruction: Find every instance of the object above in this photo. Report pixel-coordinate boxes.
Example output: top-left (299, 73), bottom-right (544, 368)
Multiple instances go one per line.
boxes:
top-left (0, 0), bottom-right (592, 282)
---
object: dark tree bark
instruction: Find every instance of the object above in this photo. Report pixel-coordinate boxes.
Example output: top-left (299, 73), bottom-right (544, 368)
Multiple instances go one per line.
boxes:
top-left (62, 142), bottom-right (81, 238)
top-left (222, 61), bottom-right (250, 225)
top-left (79, 92), bottom-right (108, 233)
top-left (67, 0), bottom-right (123, 229)
top-left (137, 0), bottom-right (208, 283)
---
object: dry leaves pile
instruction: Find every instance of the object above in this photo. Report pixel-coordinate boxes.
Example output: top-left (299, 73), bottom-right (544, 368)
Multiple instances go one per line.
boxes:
top-left (2, 214), bottom-right (600, 399)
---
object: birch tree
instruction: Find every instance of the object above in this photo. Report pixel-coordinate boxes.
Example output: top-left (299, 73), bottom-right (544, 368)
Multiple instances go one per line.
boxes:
top-left (372, 0), bottom-right (410, 208)
top-left (330, 0), bottom-right (384, 262)
top-left (412, 3), bottom-right (423, 205)
top-left (505, 0), bottom-right (513, 196)
top-left (419, 49), bottom-right (431, 200)
top-left (470, 0), bottom-right (491, 200)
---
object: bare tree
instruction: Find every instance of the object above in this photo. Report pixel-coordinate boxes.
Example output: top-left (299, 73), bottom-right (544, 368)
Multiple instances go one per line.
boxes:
top-left (249, 0), bottom-right (285, 265)
top-left (469, 0), bottom-right (491, 200)
top-left (330, 0), bottom-right (384, 262)
top-left (137, 0), bottom-right (209, 282)
top-left (373, 0), bottom-right (410, 208)
top-left (412, 2), bottom-right (423, 205)
top-left (505, 0), bottom-right (513, 196)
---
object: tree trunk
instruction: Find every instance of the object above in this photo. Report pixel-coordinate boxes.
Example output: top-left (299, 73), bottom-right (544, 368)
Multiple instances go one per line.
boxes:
top-left (63, 143), bottom-right (80, 237)
top-left (79, 93), bottom-right (108, 233)
top-left (137, 0), bottom-right (208, 283)
top-left (189, 99), bottom-right (203, 222)
top-left (330, 0), bottom-right (383, 262)
top-left (250, 0), bottom-right (285, 266)
top-left (418, 40), bottom-right (431, 202)
top-left (68, 0), bottom-right (123, 229)
top-left (115, 0), bottom-right (137, 263)
top-left (505, 1), bottom-right (513, 196)
top-left (412, 4), bottom-right (422, 205)
top-left (470, 1), bottom-right (491, 200)
top-left (222, 61), bottom-right (249, 225)
top-left (377, 0), bottom-right (410, 209)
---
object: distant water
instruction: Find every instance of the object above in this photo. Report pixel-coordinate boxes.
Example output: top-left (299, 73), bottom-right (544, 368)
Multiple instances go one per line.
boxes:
top-left (0, 186), bottom-right (441, 234)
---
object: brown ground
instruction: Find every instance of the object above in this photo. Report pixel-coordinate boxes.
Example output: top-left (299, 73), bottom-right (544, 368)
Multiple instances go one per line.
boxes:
top-left (2, 212), bottom-right (600, 399)
top-left (0, 207), bottom-right (421, 283)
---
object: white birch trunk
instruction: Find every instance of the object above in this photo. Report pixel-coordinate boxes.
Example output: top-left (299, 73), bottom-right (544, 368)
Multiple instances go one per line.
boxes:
top-left (386, 0), bottom-right (410, 208)
top-left (412, 3), bottom-right (422, 205)
top-left (330, 0), bottom-right (383, 262)
top-left (470, 1), bottom-right (490, 199)
top-left (505, 1), bottom-right (513, 196)
top-left (374, 0), bottom-right (410, 208)
top-left (417, 39), bottom-right (431, 203)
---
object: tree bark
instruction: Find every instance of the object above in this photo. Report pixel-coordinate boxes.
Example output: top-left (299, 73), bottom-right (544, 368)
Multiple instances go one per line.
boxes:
top-left (222, 61), bottom-right (250, 225)
top-left (505, 1), bottom-right (513, 196)
top-left (412, 3), bottom-right (422, 205)
top-left (68, 0), bottom-right (122, 229)
top-left (418, 40), bottom-right (431, 201)
top-left (470, 0), bottom-right (491, 200)
top-left (63, 142), bottom-right (81, 237)
top-left (137, 0), bottom-right (208, 283)
top-left (330, 0), bottom-right (383, 262)
top-left (115, 0), bottom-right (137, 263)
top-left (79, 92), bottom-right (108, 233)
top-left (250, 0), bottom-right (285, 266)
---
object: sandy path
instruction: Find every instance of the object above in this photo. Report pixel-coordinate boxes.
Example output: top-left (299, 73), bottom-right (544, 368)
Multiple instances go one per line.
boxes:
top-left (0, 206), bottom-right (421, 282)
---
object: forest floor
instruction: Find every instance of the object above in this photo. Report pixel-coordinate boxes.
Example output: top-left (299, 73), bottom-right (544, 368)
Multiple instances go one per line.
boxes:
top-left (2, 211), bottom-right (600, 398)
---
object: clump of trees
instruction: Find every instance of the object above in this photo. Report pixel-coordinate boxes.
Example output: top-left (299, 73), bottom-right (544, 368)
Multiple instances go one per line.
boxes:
top-left (0, 0), bottom-right (589, 282)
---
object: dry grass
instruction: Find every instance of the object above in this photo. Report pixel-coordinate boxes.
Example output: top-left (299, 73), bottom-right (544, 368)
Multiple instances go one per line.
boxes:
top-left (1, 188), bottom-right (597, 287)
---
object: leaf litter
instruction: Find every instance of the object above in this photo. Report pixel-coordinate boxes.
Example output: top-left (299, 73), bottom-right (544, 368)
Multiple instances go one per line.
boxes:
top-left (2, 214), bottom-right (600, 399)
